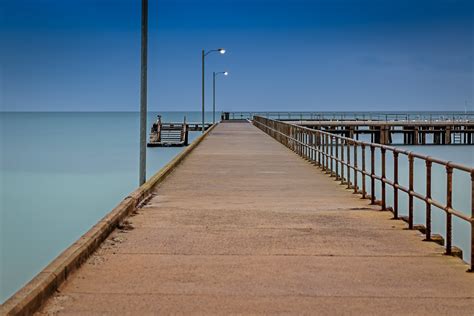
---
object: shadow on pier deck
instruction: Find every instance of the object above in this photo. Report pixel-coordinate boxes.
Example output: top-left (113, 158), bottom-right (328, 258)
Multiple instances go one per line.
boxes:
top-left (37, 122), bottom-right (473, 315)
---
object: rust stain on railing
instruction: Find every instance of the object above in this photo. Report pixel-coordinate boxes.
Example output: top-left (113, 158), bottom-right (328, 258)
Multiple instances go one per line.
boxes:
top-left (253, 115), bottom-right (474, 272)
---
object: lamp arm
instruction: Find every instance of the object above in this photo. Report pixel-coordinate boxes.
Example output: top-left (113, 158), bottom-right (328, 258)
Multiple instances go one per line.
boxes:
top-left (204, 49), bottom-right (219, 57)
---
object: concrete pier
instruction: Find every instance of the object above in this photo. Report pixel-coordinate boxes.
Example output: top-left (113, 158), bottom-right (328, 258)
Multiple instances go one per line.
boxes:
top-left (36, 122), bottom-right (473, 314)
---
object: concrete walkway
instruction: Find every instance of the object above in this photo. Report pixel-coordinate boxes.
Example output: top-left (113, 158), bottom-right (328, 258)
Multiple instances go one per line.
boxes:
top-left (39, 122), bottom-right (474, 315)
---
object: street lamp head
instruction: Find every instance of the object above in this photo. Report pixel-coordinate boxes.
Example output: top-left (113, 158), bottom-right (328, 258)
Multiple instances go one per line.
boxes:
top-left (218, 48), bottom-right (226, 54)
top-left (224, 71), bottom-right (229, 76)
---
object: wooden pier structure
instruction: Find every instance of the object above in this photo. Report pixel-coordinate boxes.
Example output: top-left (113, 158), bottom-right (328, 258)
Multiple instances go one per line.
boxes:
top-left (294, 120), bottom-right (474, 145)
top-left (221, 111), bottom-right (474, 122)
top-left (3, 122), bottom-right (474, 315)
top-left (222, 111), bottom-right (474, 145)
top-left (147, 116), bottom-right (212, 147)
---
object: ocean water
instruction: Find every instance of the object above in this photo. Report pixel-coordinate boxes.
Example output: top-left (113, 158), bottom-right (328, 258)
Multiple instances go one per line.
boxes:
top-left (0, 111), bottom-right (214, 303)
top-left (1, 112), bottom-right (473, 304)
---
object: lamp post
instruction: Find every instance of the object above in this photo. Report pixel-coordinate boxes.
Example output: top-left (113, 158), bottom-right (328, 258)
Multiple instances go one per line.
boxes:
top-left (213, 71), bottom-right (228, 124)
top-left (202, 48), bottom-right (225, 133)
top-left (139, 0), bottom-right (148, 185)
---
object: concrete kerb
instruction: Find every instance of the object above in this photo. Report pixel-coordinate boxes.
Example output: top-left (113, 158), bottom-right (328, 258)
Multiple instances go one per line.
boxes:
top-left (0, 123), bottom-right (218, 316)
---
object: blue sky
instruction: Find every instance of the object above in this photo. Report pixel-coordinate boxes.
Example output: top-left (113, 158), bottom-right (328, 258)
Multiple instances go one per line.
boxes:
top-left (1, 0), bottom-right (472, 112)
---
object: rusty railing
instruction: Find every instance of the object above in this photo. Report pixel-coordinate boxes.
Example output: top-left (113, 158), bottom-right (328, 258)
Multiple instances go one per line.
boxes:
top-left (253, 115), bottom-right (474, 271)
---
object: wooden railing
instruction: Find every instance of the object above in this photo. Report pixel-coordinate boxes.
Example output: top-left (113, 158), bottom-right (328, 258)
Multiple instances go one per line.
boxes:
top-left (253, 115), bottom-right (474, 271)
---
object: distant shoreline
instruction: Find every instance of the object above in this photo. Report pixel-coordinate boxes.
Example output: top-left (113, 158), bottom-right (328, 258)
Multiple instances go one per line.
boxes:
top-left (1, 110), bottom-right (473, 114)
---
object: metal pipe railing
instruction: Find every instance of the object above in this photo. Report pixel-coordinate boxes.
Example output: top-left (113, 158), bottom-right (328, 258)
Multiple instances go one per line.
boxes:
top-left (222, 111), bottom-right (474, 122)
top-left (253, 115), bottom-right (474, 272)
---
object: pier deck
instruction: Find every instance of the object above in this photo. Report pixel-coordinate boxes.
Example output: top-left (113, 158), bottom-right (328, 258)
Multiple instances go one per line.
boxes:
top-left (38, 122), bottom-right (473, 315)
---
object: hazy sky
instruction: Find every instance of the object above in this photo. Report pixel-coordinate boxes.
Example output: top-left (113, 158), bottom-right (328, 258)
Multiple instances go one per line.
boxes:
top-left (1, 0), bottom-right (473, 112)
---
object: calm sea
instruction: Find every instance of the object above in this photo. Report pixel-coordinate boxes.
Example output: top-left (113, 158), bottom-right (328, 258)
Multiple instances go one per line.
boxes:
top-left (1, 111), bottom-right (473, 303)
top-left (0, 111), bottom-right (210, 303)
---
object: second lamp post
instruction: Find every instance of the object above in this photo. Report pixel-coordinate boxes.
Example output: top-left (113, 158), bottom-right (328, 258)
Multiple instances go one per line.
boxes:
top-left (213, 71), bottom-right (228, 124)
top-left (201, 48), bottom-right (225, 133)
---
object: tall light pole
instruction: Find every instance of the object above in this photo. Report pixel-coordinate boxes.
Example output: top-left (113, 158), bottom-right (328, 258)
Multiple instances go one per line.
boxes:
top-left (213, 71), bottom-right (229, 124)
top-left (202, 48), bottom-right (225, 133)
top-left (139, 0), bottom-right (148, 185)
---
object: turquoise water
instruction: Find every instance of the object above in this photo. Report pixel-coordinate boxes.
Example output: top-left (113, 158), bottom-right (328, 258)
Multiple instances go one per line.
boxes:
top-left (0, 111), bottom-right (214, 303)
top-left (1, 112), bottom-right (473, 304)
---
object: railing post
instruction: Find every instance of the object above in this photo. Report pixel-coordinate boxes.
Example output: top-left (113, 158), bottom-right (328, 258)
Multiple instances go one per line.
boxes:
top-left (300, 128), bottom-right (305, 158)
top-left (326, 134), bottom-right (330, 171)
top-left (307, 131), bottom-right (310, 160)
top-left (393, 152), bottom-right (399, 219)
top-left (330, 135), bottom-right (334, 176)
top-left (320, 133), bottom-right (324, 170)
top-left (307, 131), bottom-right (310, 159)
top-left (301, 129), bottom-right (304, 157)
top-left (353, 143), bottom-right (358, 193)
top-left (321, 134), bottom-right (326, 170)
top-left (324, 134), bottom-right (329, 172)
top-left (335, 137), bottom-right (339, 179)
top-left (361, 144), bottom-right (366, 198)
top-left (286, 124), bottom-right (289, 147)
top-left (302, 130), bottom-right (305, 157)
top-left (289, 126), bottom-right (292, 150)
top-left (381, 147), bottom-right (386, 210)
top-left (300, 129), bottom-right (304, 156)
top-left (292, 126), bottom-right (295, 151)
top-left (293, 127), bottom-right (296, 152)
top-left (340, 138), bottom-right (345, 184)
top-left (470, 171), bottom-right (474, 272)
top-left (304, 130), bottom-right (307, 159)
top-left (370, 146), bottom-right (375, 204)
top-left (289, 125), bottom-right (292, 148)
top-left (296, 128), bottom-right (300, 154)
top-left (425, 160), bottom-right (432, 240)
top-left (285, 124), bottom-right (289, 148)
top-left (283, 123), bottom-right (287, 146)
top-left (290, 124), bottom-right (293, 148)
top-left (446, 166), bottom-right (453, 255)
top-left (318, 132), bottom-right (322, 167)
top-left (408, 154), bottom-right (414, 229)
top-left (300, 129), bottom-right (304, 157)
top-left (347, 140), bottom-right (351, 189)
top-left (313, 131), bottom-right (317, 164)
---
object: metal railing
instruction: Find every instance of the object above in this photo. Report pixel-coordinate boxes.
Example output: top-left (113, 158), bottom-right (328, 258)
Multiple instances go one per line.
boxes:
top-left (223, 111), bottom-right (474, 122)
top-left (253, 115), bottom-right (474, 271)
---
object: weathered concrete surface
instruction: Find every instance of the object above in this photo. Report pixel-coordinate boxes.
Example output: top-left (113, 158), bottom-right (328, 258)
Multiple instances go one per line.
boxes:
top-left (38, 122), bottom-right (474, 315)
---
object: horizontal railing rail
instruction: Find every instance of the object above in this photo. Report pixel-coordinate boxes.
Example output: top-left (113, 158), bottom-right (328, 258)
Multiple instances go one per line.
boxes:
top-left (253, 115), bottom-right (474, 271)
top-left (223, 111), bottom-right (474, 122)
